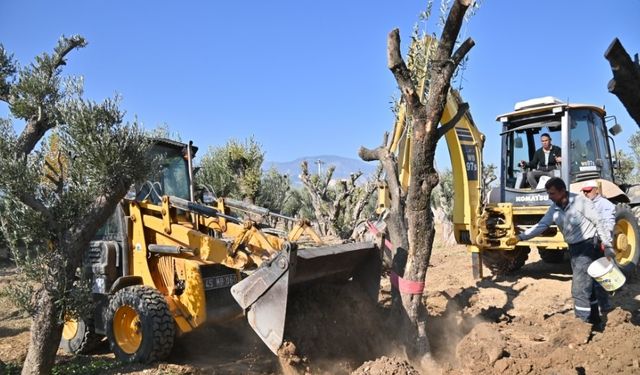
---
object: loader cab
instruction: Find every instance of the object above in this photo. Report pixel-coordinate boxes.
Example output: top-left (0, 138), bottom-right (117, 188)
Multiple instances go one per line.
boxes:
top-left (132, 138), bottom-right (197, 203)
top-left (96, 138), bottom-right (197, 240)
top-left (496, 97), bottom-right (616, 205)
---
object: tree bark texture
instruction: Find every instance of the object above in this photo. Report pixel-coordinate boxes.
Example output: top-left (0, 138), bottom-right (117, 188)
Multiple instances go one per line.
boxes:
top-left (605, 38), bottom-right (640, 127)
top-left (21, 191), bottom-right (128, 375)
top-left (359, 137), bottom-right (409, 253)
top-left (21, 288), bottom-right (63, 375)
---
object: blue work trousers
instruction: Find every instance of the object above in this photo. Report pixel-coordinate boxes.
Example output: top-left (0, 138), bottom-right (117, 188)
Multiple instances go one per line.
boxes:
top-left (569, 239), bottom-right (610, 323)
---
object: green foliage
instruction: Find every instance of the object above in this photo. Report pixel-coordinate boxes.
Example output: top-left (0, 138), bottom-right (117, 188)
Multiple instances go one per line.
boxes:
top-left (613, 131), bottom-right (640, 185)
top-left (9, 36), bottom-right (87, 122)
top-left (58, 97), bottom-right (153, 207)
top-left (196, 136), bottom-right (264, 201)
top-left (483, 163), bottom-right (498, 189)
top-left (146, 122), bottom-right (182, 142)
top-left (256, 167), bottom-right (291, 213)
top-left (0, 44), bottom-right (17, 100)
top-left (614, 149), bottom-right (639, 185)
top-left (51, 359), bottom-right (117, 375)
top-left (629, 130), bottom-right (640, 167)
top-left (0, 36), bottom-right (155, 328)
top-left (432, 169), bottom-right (454, 221)
top-left (0, 358), bottom-right (122, 375)
top-left (0, 360), bottom-right (21, 375)
top-left (281, 187), bottom-right (314, 219)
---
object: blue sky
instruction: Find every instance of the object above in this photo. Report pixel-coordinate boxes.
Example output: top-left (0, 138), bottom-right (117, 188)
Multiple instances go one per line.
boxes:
top-left (1, 0), bottom-right (639, 170)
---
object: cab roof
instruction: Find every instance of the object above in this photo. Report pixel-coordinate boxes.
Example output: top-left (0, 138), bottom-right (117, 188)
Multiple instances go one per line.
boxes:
top-left (150, 137), bottom-right (198, 156)
top-left (495, 97), bottom-right (606, 123)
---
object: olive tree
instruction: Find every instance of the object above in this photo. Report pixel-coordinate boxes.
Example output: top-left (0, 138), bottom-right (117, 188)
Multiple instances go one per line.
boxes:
top-left (359, 0), bottom-right (475, 362)
top-left (299, 160), bottom-right (379, 238)
top-left (0, 36), bottom-right (155, 375)
top-left (196, 136), bottom-right (264, 202)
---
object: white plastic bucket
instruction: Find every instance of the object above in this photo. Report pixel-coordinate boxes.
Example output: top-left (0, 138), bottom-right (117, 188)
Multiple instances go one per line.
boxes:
top-left (587, 257), bottom-right (626, 292)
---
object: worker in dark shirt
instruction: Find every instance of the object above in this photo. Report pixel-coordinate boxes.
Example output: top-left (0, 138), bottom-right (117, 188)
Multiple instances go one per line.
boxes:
top-left (520, 133), bottom-right (562, 188)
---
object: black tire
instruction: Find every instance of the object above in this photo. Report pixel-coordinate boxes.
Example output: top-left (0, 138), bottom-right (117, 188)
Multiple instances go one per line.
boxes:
top-left (538, 248), bottom-right (566, 264)
top-left (105, 285), bottom-right (175, 363)
top-left (59, 315), bottom-right (103, 354)
top-left (613, 204), bottom-right (640, 277)
top-left (482, 247), bottom-right (530, 275)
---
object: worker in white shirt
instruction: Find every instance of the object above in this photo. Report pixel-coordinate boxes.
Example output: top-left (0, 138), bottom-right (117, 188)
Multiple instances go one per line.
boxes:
top-left (507, 177), bottom-right (614, 324)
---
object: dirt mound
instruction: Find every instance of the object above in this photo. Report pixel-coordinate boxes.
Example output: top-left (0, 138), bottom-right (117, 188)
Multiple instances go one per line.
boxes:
top-left (446, 308), bottom-right (640, 374)
top-left (351, 356), bottom-right (420, 375)
top-left (279, 282), bottom-right (397, 374)
top-left (455, 322), bottom-right (507, 366)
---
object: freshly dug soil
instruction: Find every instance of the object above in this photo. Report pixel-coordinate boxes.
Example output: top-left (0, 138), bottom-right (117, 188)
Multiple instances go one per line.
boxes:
top-left (1, 236), bottom-right (640, 374)
top-left (351, 356), bottom-right (420, 375)
top-left (278, 282), bottom-right (397, 374)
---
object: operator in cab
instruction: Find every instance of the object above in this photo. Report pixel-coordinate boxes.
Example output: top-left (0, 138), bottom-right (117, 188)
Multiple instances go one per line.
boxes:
top-left (507, 177), bottom-right (614, 326)
top-left (520, 133), bottom-right (562, 188)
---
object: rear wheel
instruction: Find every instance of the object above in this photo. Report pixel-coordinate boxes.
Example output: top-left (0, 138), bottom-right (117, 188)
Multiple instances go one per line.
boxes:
top-left (105, 286), bottom-right (175, 363)
top-left (613, 204), bottom-right (640, 276)
top-left (538, 248), bottom-right (566, 264)
top-left (59, 315), bottom-right (102, 354)
top-left (482, 247), bottom-right (530, 275)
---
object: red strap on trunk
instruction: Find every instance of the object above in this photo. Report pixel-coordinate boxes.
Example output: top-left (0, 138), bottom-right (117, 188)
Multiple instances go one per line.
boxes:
top-left (390, 271), bottom-right (425, 295)
top-left (365, 220), bottom-right (394, 251)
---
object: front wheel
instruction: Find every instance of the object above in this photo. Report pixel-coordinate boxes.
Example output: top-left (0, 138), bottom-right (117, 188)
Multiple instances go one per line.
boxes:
top-left (482, 247), bottom-right (530, 275)
top-left (59, 315), bottom-right (102, 354)
top-left (613, 204), bottom-right (640, 276)
top-left (105, 285), bottom-right (175, 363)
top-left (538, 248), bottom-right (567, 264)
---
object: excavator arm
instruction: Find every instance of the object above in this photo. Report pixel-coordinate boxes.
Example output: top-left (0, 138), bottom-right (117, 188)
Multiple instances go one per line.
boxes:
top-left (381, 89), bottom-right (485, 247)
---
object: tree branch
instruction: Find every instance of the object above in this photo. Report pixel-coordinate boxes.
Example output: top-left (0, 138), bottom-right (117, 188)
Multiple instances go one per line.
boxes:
top-left (323, 166), bottom-right (335, 194)
top-left (439, 0), bottom-right (473, 61)
top-left (18, 193), bottom-right (54, 226)
top-left (50, 36), bottom-right (86, 77)
top-left (451, 37), bottom-right (475, 67)
top-left (604, 37), bottom-right (640, 127)
top-left (71, 182), bottom-right (129, 261)
top-left (351, 166), bottom-right (382, 223)
top-left (15, 36), bottom-right (87, 157)
top-left (387, 29), bottom-right (422, 113)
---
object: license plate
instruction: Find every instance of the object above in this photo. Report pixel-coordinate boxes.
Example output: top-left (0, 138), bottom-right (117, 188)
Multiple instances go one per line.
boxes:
top-left (203, 274), bottom-right (237, 290)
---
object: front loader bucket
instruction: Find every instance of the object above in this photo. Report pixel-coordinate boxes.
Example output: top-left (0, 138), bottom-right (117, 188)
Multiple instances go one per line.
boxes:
top-left (230, 241), bottom-right (381, 354)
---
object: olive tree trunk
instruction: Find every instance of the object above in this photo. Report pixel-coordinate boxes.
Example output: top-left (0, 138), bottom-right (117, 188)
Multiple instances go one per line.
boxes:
top-left (360, 0), bottom-right (474, 362)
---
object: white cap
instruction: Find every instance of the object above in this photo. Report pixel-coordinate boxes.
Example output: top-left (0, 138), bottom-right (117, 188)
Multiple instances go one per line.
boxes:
top-left (581, 180), bottom-right (598, 191)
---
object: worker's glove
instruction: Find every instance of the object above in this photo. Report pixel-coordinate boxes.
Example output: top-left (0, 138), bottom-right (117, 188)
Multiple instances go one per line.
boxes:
top-left (604, 246), bottom-right (616, 259)
top-left (506, 236), bottom-right (519, 246)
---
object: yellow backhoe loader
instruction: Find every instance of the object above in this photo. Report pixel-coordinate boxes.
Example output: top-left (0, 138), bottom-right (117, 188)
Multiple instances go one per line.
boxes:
top-left (482, 97), bottom-right (640, 275)
top-left (60, 138), bottom-right (381, 362)
top-left (379, 91), bottom-right (640, 278)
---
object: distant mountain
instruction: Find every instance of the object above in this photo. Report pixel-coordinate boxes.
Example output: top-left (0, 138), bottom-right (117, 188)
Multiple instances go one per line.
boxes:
top-left (264, 155), bottom-right (378, 185)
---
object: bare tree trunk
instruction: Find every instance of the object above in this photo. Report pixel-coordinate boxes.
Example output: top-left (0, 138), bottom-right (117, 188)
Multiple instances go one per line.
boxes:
top-left (605, 38), bottom-right (640, 127)
top-left (361, 0), bottom-right (474, 363)
top-left (20, 190), bottom-right (130, 374)
top-left (21, 288), bottom-right (63, 375)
